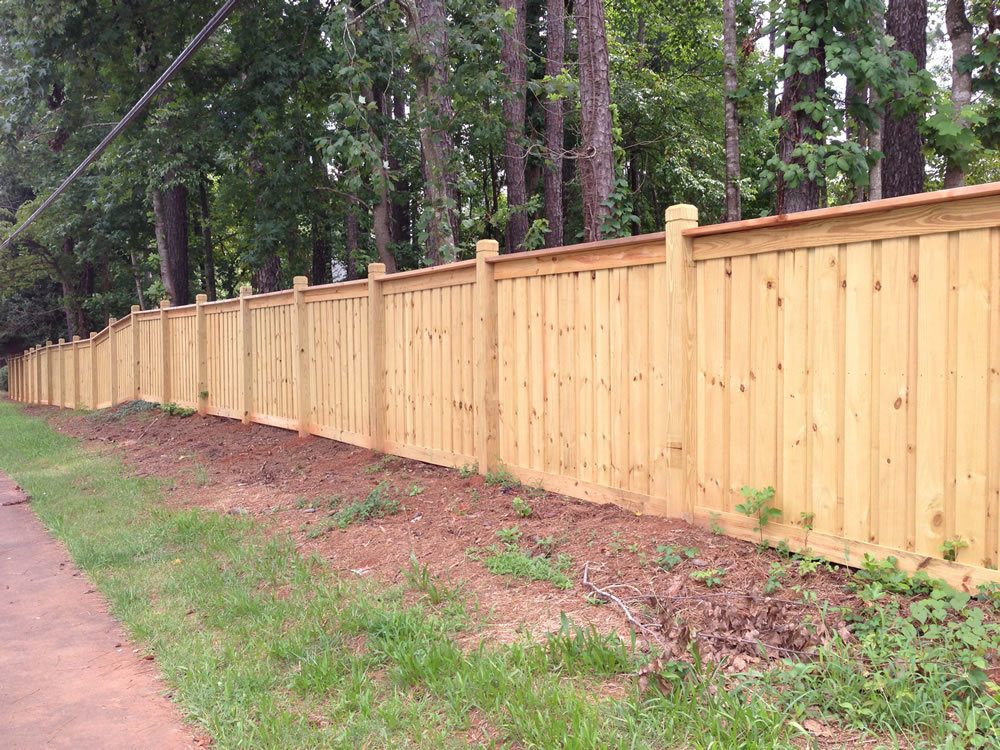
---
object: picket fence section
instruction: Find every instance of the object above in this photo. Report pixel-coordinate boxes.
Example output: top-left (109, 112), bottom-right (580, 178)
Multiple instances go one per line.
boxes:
top-left (9, 182), bottom-right (1000, 588)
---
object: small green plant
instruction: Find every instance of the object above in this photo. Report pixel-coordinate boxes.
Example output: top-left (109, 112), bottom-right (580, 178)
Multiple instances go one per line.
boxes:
top-left (457, 462), bottom-right (478, 479)
top-left (496, 525), bottom-right (523, 544)
top-left (735, 486), bottom-right (780, 546)
top-left (331, 482), bottom-right (399, 528)
top-left (475, 544), bottom-right (573, 590)
top-left (655, 544), bottom-right (698, 571)
top-left (512, 496), bottom-right (533, 518)
top-left (197, 389), bottom-right (209, 400)
top-left (850, 554), bottom-right (934, 597)
top-left (535, 535), bottom-right (558, 555)
top-left (708, 511), bottom-right (724, 535)
top-left (485, 463), bottom-right (520, 489)
top-left (192, 464), bottom-right (210, 487)
top-left (763, 562), bottom-right (787, 594)
top-left (976, 582), bottom-right (1000, 611)
top-left (940, 536), bottom-right (969, 562)
top-left (689, 568), bottom-right (726, 588)
top-left (160, 402), bottom-right (196, 417)
top-left (363, 455), bottom-right (397, 474)
top-left (406, 484), bottom-right (425, 497)
top-left (404, 555), bottom-right (459, 605)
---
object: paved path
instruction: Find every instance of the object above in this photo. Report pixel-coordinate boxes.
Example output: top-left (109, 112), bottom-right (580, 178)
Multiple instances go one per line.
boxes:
top-left (0, 473), bottom-right (196, 749)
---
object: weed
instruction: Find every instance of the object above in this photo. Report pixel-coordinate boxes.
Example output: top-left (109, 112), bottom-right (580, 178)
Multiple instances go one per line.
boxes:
top-left (736, 486), bottom-right (780, 547)
top-left (160, 402), bottom-right (196, 417)
top-left (457, 462), bottom-right (478, 479)
top-left (404, 556), bottom-right (459, 605)
top-left (976, 582), bottom-right (1000, 611)
top-left (535, 535), bottom-right (558, 555)
top-left (496, 525), bottom-right (522, 544)
top-left (763, 562), bottom-right (787, 593)
top-left (478, 544), bottom-right (573, 590)
top-left (197, 389), bottom-right (209, 400)
top-left (689, 568), bottom-right (726, 588)
top-left (87, 400), bottom-right (158, 422)
top-left (654, 544), bottom-right (698, 571)
top-left (849, 554), bottom-right (934, 597)
top-left (363, 455), bottom-right (397, 475)
top-left (512, 495), bottom-right (533, 518)
top-left (940, 536), bottom-right (969, 562)
top-left (331, 482), bottom-right (400, 528)
top-left (406, 484), bottom-right (425, 497)
top-left (484, 463), bottom-right (520, 489)
top-left (708, 511), bottom-right (724, 535)
top-left (192, 464), bottom-right (210, 487)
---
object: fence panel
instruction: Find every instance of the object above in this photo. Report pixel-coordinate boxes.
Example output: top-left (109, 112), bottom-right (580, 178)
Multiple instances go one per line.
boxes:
top-left (114, 319), bottom-right (134, 400)
top-left (93, 333), bottom-right (111, 408)
top-left (249, 296), bottom-right (296, 429)
top-left (687, 190), bottom-right (1000, 582)
top-left (168, 311), bottom-right (198, 408)
top-left (382, 265), bottom-right (476, 467)
top-left (305, 283), bottom-right (371, 446)
top-left (205, 304), bottom-right (240, 418)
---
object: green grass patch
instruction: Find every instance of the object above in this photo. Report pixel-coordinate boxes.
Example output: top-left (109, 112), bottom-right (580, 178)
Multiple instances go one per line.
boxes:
top-left (331, 481), bottom-right (399, 528)
top-left (469, 542), bottom-right (574, 590)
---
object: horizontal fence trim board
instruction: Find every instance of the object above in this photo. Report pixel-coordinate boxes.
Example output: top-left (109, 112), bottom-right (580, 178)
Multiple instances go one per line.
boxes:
top-left (165, 308), bottom-right (196, 319)
top-left (492, 239), bottom-right (665, 280)
top-left (250, 412), bottom-right (299, 431)
top-left (487, 231), bottom-right (667, 266)
top-left (684, 181), bottom-right (1000, 238)
top-left (381, 266), bottom-right (477, 294)
top-left (696, 508), bottom-right (1000, 589)
top-left (382, 440), bottom-right (476, 469)
top-left (302, 284), bottom-right (368, 302)
top-left (310, 423), bottom-right (374, 449)
top-left (203, 299), bottom-right (241, 313)
top-left (384, 258), bottom-right (477, 281)
top-left (506, 464), bottom-right (651, 515)
top-left (207, 405), bottom-right (243, 421)
top-left (691, 193), bottom-right (1000, 260)
top-left (247, 294), bottom-right (294, 311)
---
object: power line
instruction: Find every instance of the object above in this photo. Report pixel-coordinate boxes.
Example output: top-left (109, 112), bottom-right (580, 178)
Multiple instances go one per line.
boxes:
top-left (0, 0), bottom-right (243, 252)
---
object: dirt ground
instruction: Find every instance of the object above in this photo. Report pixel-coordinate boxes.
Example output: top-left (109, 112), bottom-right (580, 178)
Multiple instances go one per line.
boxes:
top-left (0, 473), bottom-right (202, 750)
top-left (25, 402), bottom-right (895, 669)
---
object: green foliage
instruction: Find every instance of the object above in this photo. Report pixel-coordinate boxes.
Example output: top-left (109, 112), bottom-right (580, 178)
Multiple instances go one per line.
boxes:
top-left (474, 544), bottom-right (574, 590)
top-left (512, 495), bottom-right (532, 518)
top-left (0, 364), bottom-right (7, 392)
top-left (940, 536), bottom-right (969, 562)
top-left (406, 484), bottom-right (425, 497)
top-left (689, 568), bottom-right (726, 588)
top-left (160, 403), bottom-right (196, 418)
top-left (735, 486), bottom-right (780, 545)
top-left (655, 544), bottom-right (698, 571)
top-left (484, 464), bottom-right (520, 490)
top-left (363, 455), bottom-right (398, 475)
top-left (457, 463), bottom-right (478, 479)
top-left (331, 482), bottom-right (400, 528)
top-left (496, 525), bottom-right (523, 545)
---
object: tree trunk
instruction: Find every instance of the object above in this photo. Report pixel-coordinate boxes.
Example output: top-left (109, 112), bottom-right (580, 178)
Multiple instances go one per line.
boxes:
top-left (767, 0), bottom-right (777, 119)
top-left (944, 0), bottom-right (973, 188)
top-left (575, 0), bottom-right (615, 241)
top-left (253, 255), bottom-right (281, 293)
top-left (722, 0), bottom-right (742, 221)
top-left (311, 215), bottom-right (332, 286)
top-left (197, 177), bottom-right (217, 300)
top-left (402, 0), bottom-right (460, 264)
top-left (346, 197), bottom-right (360, 280)
top-left (370, 84), bottom-right (399, 272)
top-left (775, 3), bottom-right (825, 214)
top-left (129, 248), bottom-right (147, 310)
top-left (390, 92), bottom-right (411, 249)
top-left (151, 180), bottom-right (190, 305)
top-left (883, 0), bottom-right (927, 198)
top-left (543, 0), bottom-right (566, 247)
top-left (845, 77), bottom-right (869, 202)
top-left (501, 0), bottom-right (529, 253)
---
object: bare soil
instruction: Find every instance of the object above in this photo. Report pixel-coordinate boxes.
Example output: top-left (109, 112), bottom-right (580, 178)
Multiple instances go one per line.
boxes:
top-left (27, 402), bottom-right (888, 667)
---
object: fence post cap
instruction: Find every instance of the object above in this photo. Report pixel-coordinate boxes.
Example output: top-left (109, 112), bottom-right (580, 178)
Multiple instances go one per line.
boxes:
top-left (72, 335), bottom-right (80, 342)
top-left (292, 275), bottom-right (309, 289)
top-left (58, 338), bottom-right (65, 344)
top-left (195, 293), bottom-right (208, 304)
top-left (476, 239), bottom-right (500, 257)
top-left (366, 263), bottom-right (386, 278)
top-left (90, 331), bottom-right (97, 339)
top-left (46, 340), bottom-right (53, 346)
top-left (239, 284), bottom-right (253, 297)
top-left (130, 304), bottom-right (140, 313)
top-left (109, 316), bottom-right (117, 325)
top-left (665, 204), bottom-right (699, 223)
top-left (159, 299), bottom-right (171, 309)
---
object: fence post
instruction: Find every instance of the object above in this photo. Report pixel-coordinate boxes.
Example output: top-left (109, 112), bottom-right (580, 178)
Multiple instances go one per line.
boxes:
top-left (108, 317), bottom-right (119, 406)
top-left (35, 347), bottom-right (42, 404)
top-left (71, 335), bottom-right (81, 408)
top-left (130, 305), bottom-right (141, 400)
top-left (474, 240), bottom-right (500, 474)
top-left (57, 338), bottom-right (66, 408)
top-left (665, 204), bottom-right (699, 521)
top-left (291, 276), bottom-right (311, 438)
top-left (89, 332), bottom-right (98, 408)
top-left (159, 299), bottom-right (171, 405)
top-left (238, 284), bottom-right (253, 424)
top-left (367, 263), bottom-right (387, 452)
top-left (45, 339), bottom-right (55, 406)
top-left (195, 294), bottom-right (208, 414)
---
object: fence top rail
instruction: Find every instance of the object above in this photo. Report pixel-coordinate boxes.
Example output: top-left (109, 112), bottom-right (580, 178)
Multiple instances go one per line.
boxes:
top-left (485, 230), bottom-right (666, 266)
top-left (683, 181), bottom-right (1000, 239)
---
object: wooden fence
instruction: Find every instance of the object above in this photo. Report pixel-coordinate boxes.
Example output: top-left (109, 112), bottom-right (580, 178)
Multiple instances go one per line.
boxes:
top-left (8, 182), bottom-right (1000, 588)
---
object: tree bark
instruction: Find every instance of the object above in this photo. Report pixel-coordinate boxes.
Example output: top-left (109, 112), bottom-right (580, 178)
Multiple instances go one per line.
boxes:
top-left (722, 0), bottom-right (742, 221)
top-left (501, 0), bottom-right (529, 253)
top-left (775, 2), bottom-right (826, 214)
top-left (401, 0), bottom-right (461, 264)
top-left (542, 0), bottom-right (566, 247)
top-left (197, 177), bottom-right (216, 300)
top-left (575, 0), bottom-right (615, 241)
top-left (369, 84), bottom-right (399, 272)
top-left (944, 0), bottom-right (973, 188)
top-left (883, 0), bottom-right (927, 198)
top-left (346, 197), bottom-right (360, 280)
top-left (151, 179), bottom-right (190, 305)
top-left (253, 255), bottom-right (281, 293)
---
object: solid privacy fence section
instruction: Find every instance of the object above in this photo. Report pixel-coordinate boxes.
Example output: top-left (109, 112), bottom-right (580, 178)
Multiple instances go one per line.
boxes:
top-left (9, 182), bottom-right (1000, 589)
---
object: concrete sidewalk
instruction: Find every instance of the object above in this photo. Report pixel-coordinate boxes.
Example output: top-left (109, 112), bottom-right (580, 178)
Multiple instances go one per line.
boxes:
top-left (0, 473), bottom-right (195, 749)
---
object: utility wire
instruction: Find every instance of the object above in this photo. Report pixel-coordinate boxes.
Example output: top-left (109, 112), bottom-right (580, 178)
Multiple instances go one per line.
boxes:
top-left (0, 0), bottom-right (243, 252)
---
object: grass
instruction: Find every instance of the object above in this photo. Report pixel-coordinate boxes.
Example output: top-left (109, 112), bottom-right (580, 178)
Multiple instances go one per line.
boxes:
top-left (3, 399), bottom-right (995, 749)
top-left (331, 481), bottom-right (399, 528)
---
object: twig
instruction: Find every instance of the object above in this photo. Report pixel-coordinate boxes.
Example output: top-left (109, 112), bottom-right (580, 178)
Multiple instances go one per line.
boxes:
top-left (582, 562), bottom-right (664, 641)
